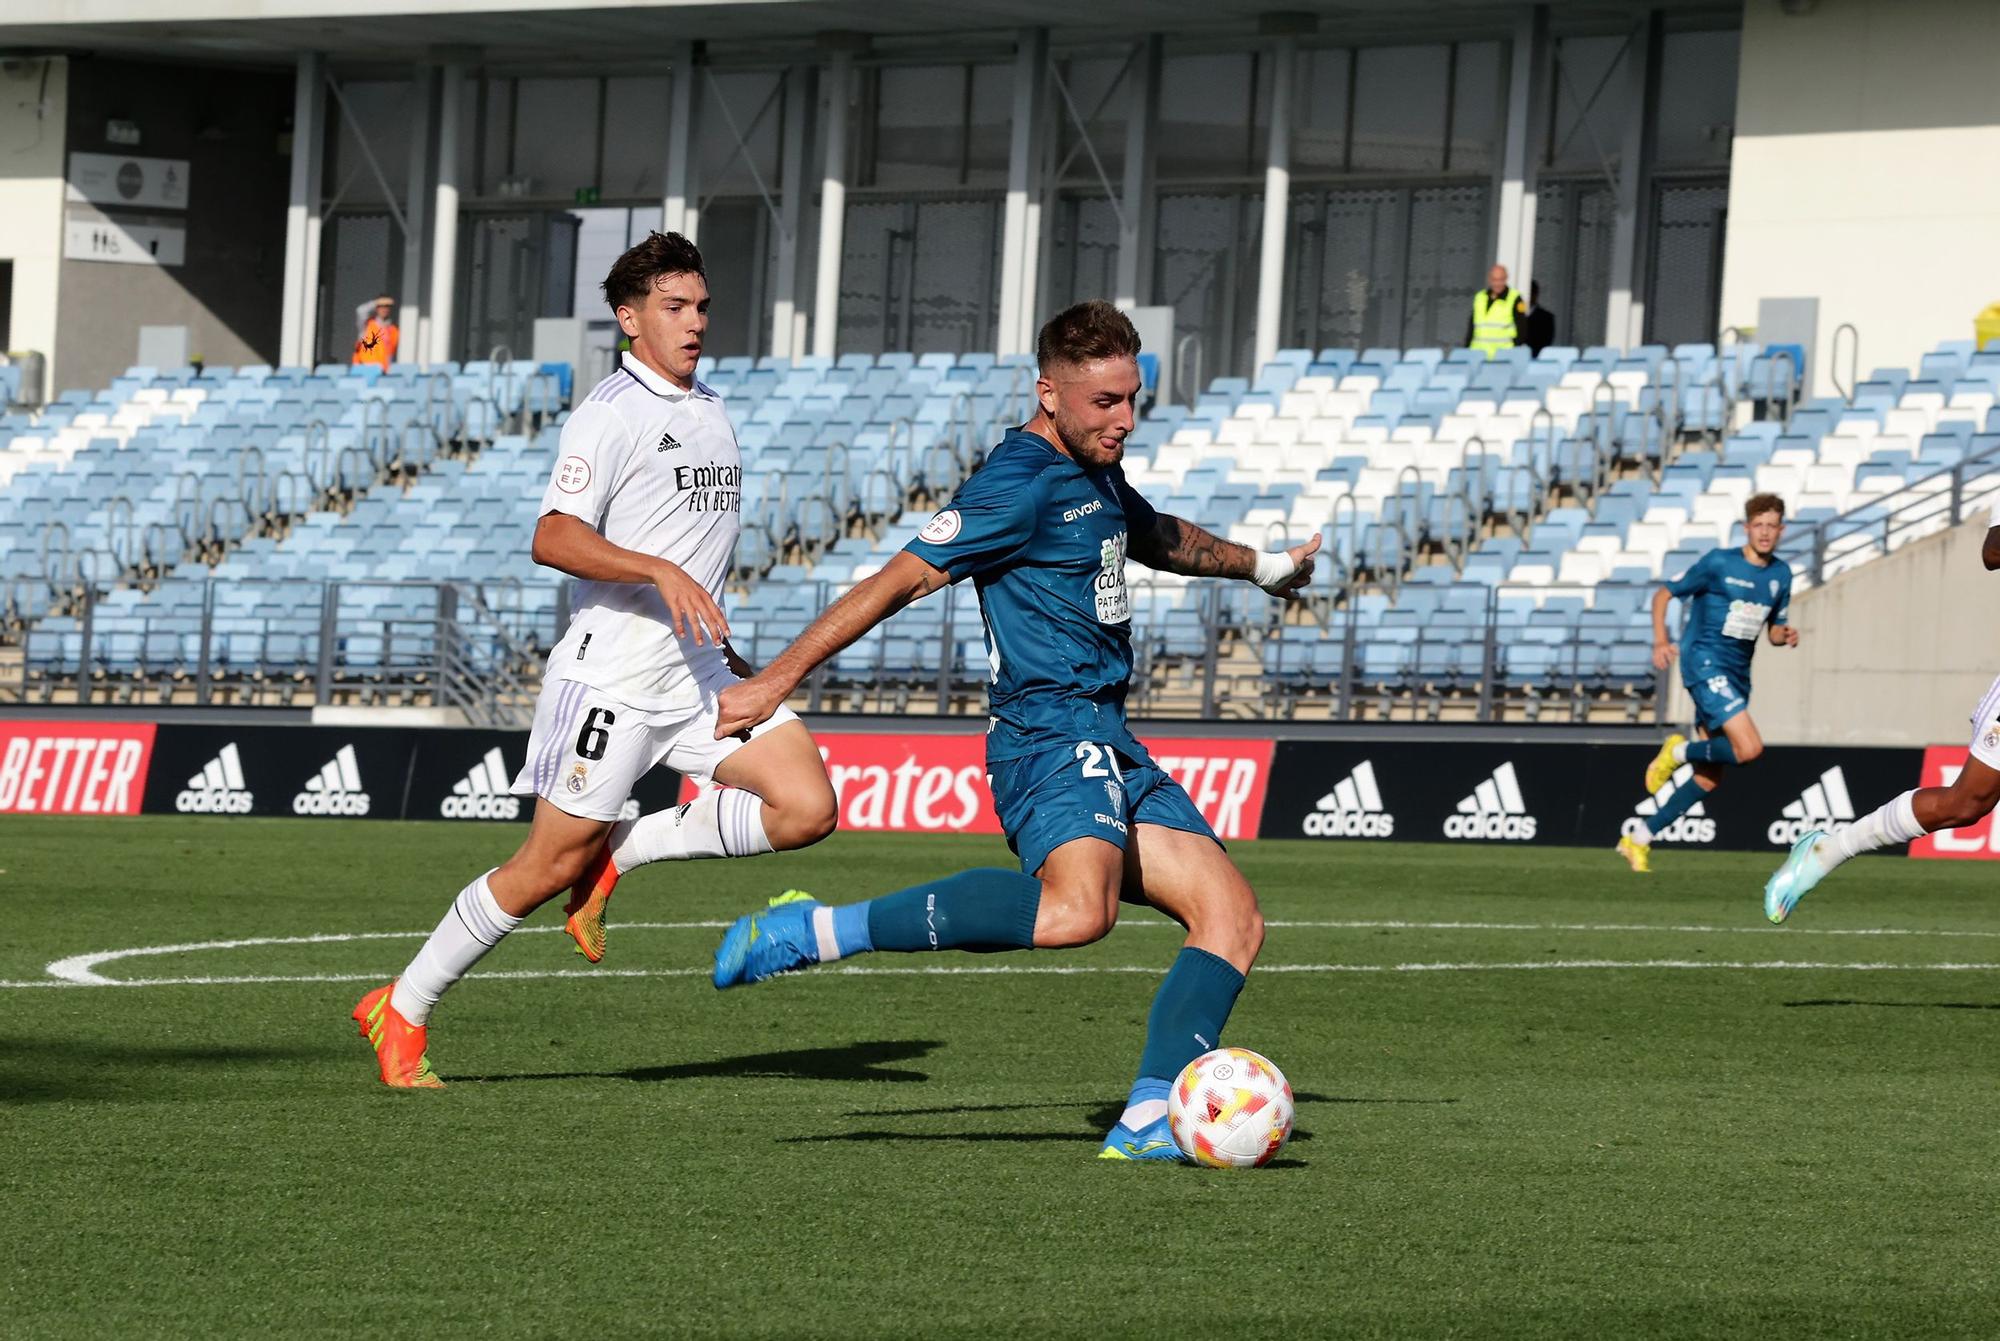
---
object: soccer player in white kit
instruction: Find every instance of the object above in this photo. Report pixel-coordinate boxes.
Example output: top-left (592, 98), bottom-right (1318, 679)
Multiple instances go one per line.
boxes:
top-left (353, 233), bottom-right (837, 1087)
top-left (1764, 519), bottom-right (2000, 922)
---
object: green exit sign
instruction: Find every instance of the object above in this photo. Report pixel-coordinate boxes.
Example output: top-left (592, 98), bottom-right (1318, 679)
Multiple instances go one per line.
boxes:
top-left (574, 186), bottom-right (601, 205)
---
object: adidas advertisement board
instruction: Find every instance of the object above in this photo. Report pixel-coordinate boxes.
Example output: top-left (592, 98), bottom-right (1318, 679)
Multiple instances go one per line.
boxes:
top-left (1267, 740), bottom-right (1924, 852)
top-left (401, 730), bottom-right (684, 825)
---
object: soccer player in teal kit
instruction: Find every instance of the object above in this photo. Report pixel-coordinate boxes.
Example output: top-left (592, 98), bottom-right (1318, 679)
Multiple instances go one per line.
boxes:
top-left (707, 301), bottom-right (1320, 1161)
top-left (1617, 493), bottom-right (1800, 872)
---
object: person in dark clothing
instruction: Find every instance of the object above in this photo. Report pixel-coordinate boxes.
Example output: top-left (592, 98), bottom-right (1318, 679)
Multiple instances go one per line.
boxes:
top-left (1521, 281), bottom-right (1556, 355)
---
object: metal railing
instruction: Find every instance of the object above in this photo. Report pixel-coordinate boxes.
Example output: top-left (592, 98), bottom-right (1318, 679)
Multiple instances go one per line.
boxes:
top-left (1779, 437), bottom-right (2000, 587)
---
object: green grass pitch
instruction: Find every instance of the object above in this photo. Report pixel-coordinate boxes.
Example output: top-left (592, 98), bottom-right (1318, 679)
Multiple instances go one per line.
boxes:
top-left (3, 816), bottom-right (1998, 1337)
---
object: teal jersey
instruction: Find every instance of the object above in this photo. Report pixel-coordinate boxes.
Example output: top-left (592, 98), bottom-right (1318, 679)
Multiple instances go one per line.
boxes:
top-left (905, 430), bottom-right (1155, 763)
top-left (1667, 546), bottom-right (1793, 685)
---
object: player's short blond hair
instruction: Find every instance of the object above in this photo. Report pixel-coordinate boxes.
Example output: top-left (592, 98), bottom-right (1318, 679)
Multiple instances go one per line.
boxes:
top-left (1036, 300), bottom-right (1140, 373)
top-left (1745, 493), bottom-right (1785, 522)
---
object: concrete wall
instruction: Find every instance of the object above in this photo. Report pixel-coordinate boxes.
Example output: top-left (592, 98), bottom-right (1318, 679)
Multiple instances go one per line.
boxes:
top-left (54, 59), bottom-right (291, 391)
top-left (1721, 0), bottom-right (2000, 394)
top-left (1753, 512), bottom-right (2000, 748)
top-left (0, 56), bottom-right (67, 386)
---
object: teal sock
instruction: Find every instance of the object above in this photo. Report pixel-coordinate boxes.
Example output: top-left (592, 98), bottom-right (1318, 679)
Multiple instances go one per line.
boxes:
top-left (1645, 775), bottom-right (1709, 839)
top-left (1684, 736), bottom-right (1737, 765)
top-left (854, 868), bottom-right (1041, 953)
top-left (1135, 947), bottom-right (1246, 1084)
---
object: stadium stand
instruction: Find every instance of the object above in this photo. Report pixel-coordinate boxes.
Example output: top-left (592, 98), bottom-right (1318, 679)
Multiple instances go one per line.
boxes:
top-left (4, 340), bottom-right (1997, 724)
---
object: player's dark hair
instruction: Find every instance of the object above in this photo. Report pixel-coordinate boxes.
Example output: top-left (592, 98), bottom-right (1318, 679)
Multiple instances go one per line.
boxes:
top-left (602, 231), bottom-right (706, 313)
top-left (1745, 492), bottom-right (1786, 522)
top-left (1036, 300), bottom-right (1141, 372)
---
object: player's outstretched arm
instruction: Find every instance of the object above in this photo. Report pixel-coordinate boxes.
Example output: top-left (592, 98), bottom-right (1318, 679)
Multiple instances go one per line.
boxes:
top-left (532, 511), bottom-right (729, 646)
top-left (1650, 585), bottom-right (1678, 670)
top-left (1130, 514), bottom-right (1320, 597)
top-left (714, 551), bottom-right (951, 738)
top-left (1983, 524), bottom-right (2000, 571)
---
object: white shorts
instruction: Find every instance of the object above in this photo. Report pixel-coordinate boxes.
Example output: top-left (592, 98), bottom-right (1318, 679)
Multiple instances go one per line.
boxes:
top-left (510, 662), bottom-right (799, 822)
top-left (1969, 673), bottom-right (2000, 772)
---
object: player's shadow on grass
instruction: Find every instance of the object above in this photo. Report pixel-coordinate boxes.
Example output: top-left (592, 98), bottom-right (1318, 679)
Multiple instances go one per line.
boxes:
top-left (1785, 999), bottom-right (2000, 1011)
top-left (0, 1038), bottom-right (321, 1104)
top-left (450, 1039), bottom-right (943, 1086)
top-left (778, 1092), bottom-right (1422, 1155)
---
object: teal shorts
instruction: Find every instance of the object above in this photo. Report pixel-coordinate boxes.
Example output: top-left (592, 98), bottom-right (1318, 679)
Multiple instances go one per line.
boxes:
top-left (988, 740), bottom-right (1219, 876)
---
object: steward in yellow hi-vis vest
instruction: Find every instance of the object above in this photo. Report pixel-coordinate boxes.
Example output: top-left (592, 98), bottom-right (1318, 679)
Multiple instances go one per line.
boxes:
top-left (1467, 265), bottom-right (1524, 358)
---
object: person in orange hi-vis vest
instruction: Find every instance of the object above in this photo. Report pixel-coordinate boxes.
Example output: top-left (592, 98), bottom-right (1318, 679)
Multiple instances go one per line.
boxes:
top-left (353, 294), bottom-right (399, 367)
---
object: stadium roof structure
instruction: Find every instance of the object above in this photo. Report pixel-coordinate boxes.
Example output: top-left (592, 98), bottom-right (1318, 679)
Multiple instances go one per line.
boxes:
top-left (1, 0), bottom-right (1739, 68)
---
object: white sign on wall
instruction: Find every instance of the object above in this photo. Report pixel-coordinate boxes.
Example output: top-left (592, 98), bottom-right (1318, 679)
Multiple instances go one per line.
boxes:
top-left (66, 152), bottom-right (191, 211)
top-left (65, 217), bottom-right (186, 267)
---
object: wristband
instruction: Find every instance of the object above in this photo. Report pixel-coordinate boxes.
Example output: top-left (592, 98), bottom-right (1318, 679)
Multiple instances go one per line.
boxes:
top-left (1252, 550), bottom-right (1297, 594)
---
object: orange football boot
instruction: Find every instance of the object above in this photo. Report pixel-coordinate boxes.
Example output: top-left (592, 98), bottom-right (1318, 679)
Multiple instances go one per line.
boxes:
top-left (563, 844), bottom-right (622, 963)
top-left (352, 981), bottom-right (444, 1088)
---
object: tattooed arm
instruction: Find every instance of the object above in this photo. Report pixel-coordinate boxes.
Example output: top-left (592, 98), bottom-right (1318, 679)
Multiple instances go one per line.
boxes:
top-left (1127, 511), bottom-right (1258, 579)
top-left (1126, 512), bottom-right (1322, 597)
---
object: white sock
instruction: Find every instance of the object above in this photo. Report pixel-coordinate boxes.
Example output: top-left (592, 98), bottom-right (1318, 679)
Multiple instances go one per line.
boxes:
top-left (390, 870), bottom-right (522, 1025)
top-left (1671, 740), bottom-right (1689, 764)
top-left (1119, 1098), bottom-right (1170, 1129)
top-left (609, 789), bottom-right (774, 869)
top-left (1818, 789), bottom-right (1925, 873)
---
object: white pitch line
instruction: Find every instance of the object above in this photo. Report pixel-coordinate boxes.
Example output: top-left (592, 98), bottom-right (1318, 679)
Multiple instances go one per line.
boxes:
top-left (5, 960), bottom-right (2000, 991)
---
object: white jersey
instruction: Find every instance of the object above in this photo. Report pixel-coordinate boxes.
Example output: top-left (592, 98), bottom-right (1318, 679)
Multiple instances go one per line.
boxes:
top-left (538, 351), bottom-right (742, 712)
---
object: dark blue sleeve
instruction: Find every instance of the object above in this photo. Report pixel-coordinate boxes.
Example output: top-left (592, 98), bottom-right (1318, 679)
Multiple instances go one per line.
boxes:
top-left (903, 462), bottom-right (1041, 581)
top-left (1771, 567), bottom-right (1792, 626)
top-left (1666, 551), bottom-right (1713, 598)
top-left (1112, 468), bottom-right (1159, 537)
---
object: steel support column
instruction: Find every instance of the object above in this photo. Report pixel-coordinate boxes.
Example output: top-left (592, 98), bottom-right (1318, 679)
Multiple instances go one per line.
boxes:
top-left (280, 51), bottom-right (326, 367)
top-left (1493, 5), bottom-right (1552, 288)
top-left (810, 45), bottom-right (854, 360)
top-left (1253, 32), bottom-right (1298, 373)
top-left (426, 62), bottom-right (464, 365)
top-left (1605, 10), bottom-right (1663, 350)
top-left (997, 28), bottom-right (1050, 356)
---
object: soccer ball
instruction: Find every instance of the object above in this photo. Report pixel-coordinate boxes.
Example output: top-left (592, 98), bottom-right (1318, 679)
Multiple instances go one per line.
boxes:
top-left (1167, 1047), bottom-right (1295, 1168)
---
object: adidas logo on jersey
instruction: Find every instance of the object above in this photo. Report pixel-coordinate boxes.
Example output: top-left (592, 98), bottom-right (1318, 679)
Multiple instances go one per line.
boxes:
top-left (1622, 764), bottom-right (1716, 845)
top-left (440, 747), bottom-right (521, 821)
top-left (1767, 767), bottom-right (1854, 846)
top-left (1303, 760), bottom-right (1394, 838)
top-left (1443, 762), bottom-right (1538, 841)
top-left (292, 744), bottom-right (371, 816)
top-left (175, 742), bottom-right (253, 814)
top-left (657, 430), bottom-right (681, 453)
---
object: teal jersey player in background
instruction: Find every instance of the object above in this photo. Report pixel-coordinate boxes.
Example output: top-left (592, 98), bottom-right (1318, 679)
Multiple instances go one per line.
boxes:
top-left (706, 300), bottom-right (1320, 1162)
top-left (1617, 493), bottom-right (1801, 873)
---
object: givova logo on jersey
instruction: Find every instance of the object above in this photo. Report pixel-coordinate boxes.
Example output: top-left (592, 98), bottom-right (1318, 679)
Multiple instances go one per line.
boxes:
top-left (1303, 760), bottom-right (1394, 838)
top-left (293, 744), bottom-right (371, 816)
top-left (1767, 767), bottom-right (1854, 846)
top-left (1443, 762), bottom-right (1538, 841)
top-left (441, 747), bottom-right (521, 820)
top-left (1622, 763), bottom-right (1715, 844)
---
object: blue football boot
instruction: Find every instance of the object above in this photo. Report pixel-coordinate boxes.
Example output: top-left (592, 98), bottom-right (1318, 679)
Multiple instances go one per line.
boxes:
top-left (712, 890), bottom-right (822, 988)
top-left (1764, 830), bottom-right (1828, 925)
top-left (1097, 1114), bottom-right (1189, 1163)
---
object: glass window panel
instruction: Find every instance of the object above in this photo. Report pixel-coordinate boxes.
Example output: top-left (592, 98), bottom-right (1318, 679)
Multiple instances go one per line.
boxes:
top-left (1053, 57), bottom-right (1127, 185)
top-left (1547, 36), bottom-right (1630, 173)
top-left (1656, 30), bottom-right (1739, 166)
top-left (1293, 48), bottom-right (1351, 174)
top-left (965, 63), bottom-right (1012, 187)
top-left (602, 76), bottom-right (670, 199)
top-left (331, 81), bottom-right (411, 205)
top-left (871, 64), bottom-right (967, 188)
top-left (699, 71), bottom-right (783, 198)
top-left (1351, 45), bottom-right (1448, 173)
top-left (512, 78), bottom-right (599, 197)
top-left (1447, 41), bottom-right (1502, 174)
top-left (1157, 53), bottom-right (1257, 178)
